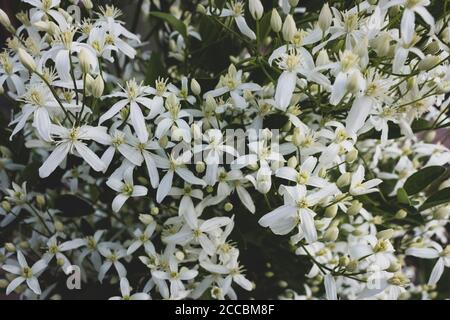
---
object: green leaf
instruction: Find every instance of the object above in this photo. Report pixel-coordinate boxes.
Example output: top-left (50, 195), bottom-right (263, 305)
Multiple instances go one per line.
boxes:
top-left (145, 52), bottom-right (166, 85)
top-left (419, 187), bottom-right (450, 211)
top-left (403, 166), bottom-right (446, 195)
top-left (55, 195), bottom-right (94, 217)
top-left (397, 188), bottom-right (411, 205)
top-left (149, 12), bottom-right (187, 38)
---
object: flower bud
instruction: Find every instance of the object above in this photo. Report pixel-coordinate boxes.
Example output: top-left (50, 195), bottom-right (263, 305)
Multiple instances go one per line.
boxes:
top-left (377, 228), bottom-right (394, 240)
top-left (224, 202), bottom-right (234, 212)
top-left (139, 214), bottom-right (154, 224)
top-left (196, 4), bottom-right (207, 14)
top-left (395, 209), bottom-right (407, 219)
top-left (434, 206), bottom-right (450, 220)
top-left (287, 156), bottom-right (298, 168)
top-left (339, 255), bottom-right (350, 267)
top-left (18, 48), bottom-right (36, 72)
top-left (91, 75), bottom-right (104, 98)
top-left (424, 130), bottom-right (436, 143)
top-left (5, 243), bottom-right (15, 253)
top-left (324, 204), bottom-right (338, 218)
top-left (347, 260), bottom-right (358, 272)
top-left (175, 250), bottom-right (185, 261)
top-left (347, 200), bottom-right (362, 216)
top-left (289, 0), bottom-right (299, 6)
top-left (195, 161), bottom-right (206, 174)
top-left (57, 258), bottom-right (65, 266)
top-left (54, 221), bottom-right (64, 232)
top-left (316, 49), bottom-right (330, 66)
top-left (249, 0), bottom-right (264, 20)
top-left (0, 279), bottom-right (8, 289)
top-left (271, 9), bottom-right (282, 33)
top-left (19, 241), bottom-right (29, 249)
top-left (292, 127), bottom-right (302, 146)
top-left (0, 9), bottom-right (15, 33)
top-left (1, 200), bottom-right (11, 212)
top-left (418, 55), bottom-right (440, 71)
top-left (282, 15), bottom-right (296, 42)
top-left (159, 136), bottom-right (169, 148)
top-left (337, 172), bottom-right (351, 188)
top-left (387, 261), bottom-right (401, 273)
top-left (318, 3), bottom-right (332, 32)
top-left (324, 227), bottom-right (339, 242)
top-left (278, 280), bottom-right (288, 288)
top-left (81, 0), bottom-right (93, 10)
top-left (190, 79), bottom-right (201, 95)
top-left (318, 167), bottom-right (327, 178)
top-left (79, 49), bottom-right (91, 74)
top-left (151, 207), bottom-right (160, 216)
top-left (36, 194), bottom-right (46, 207)
top-left (345, 149), bottom-right (358, 163)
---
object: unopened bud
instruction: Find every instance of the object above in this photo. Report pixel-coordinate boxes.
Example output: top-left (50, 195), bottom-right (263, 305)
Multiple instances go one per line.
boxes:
top-left (91, 76), bottom-right (104, 98)
top-left (5, 243), bottom-right (15, 253)
top-left (0, 279), bottom-right (8, 289)
top-left (271, 9), bottom-right (282, 33)
top-left (196, 4), bottom-right (207, 14)
top-left (424, 130), bottom-right (436, 143)
top-left (287, 156), bottom-right (298, 168)
top-left (19, 241), bottom-right (29, 250)
top-left (347, 200), bottom-right (362, 216)
top-left (36, 194), bottom-right (46, 207)
top-left (339, 255), bottom-right (350, 267)
top-left (346, 149), bottom-right (358, 163)
top-left (249, 0), bottom-right (264, 20)
top-left (434, 207), bottom-right (450, 220)
top-left (324, 227), bottom-right (339, 242)
top-left (56, 258), bottom-right (65, 266)
top-left (1, 200), bottom-right (11, 212)
top-left (418, 55), bottom-right (440, 71)
top-left (282, 15), bottom-right (296, 42)
top-left (18, 48), bottom-right (36, 72)
top-left (190, 79), bottom-right (201, 95)
top-left (79, 49), bottom-right (91, 74)
top-left (289, 0), bottom-right (299, 6)
top-left (324, 204), bottom-right (338, 218)
top-left (0, 9), bottom-right (15, 33)
top-left (139, 214), bottom-right (154, 224)
top-left (175, 251), bottom-right (185, 261)
top-left (377, 228), bottom-right (394, 240)
top-left (337, 172), bottom-right (351, 188)
top-left (54, 220), bottom-right (64, 232)
top-left (151, 207), bottom-right (159, 216)
top-left (318, 3), bottom-right (332, 32)
top-left (224, 202), bottom-right (234, 212)
top-left (395, 209), bottom-right (407, 219)
top-left (81, 0), bottom-right (93, 10)
top-left (195, 161), bottom-right (206, 174)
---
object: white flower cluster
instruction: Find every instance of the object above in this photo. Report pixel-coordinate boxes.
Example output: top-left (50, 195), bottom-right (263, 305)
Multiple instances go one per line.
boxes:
top-left (0, 0), bottom-right (449, 300)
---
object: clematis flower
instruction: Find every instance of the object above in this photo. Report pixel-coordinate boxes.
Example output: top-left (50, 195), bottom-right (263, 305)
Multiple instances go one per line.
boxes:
top-left (219, 1), bottom-right (256, 40)
top-left (109, 278), bottom-right (150, 300)
top-left (2, 251), bottom-right (47, 295)
top-left (106, 166), bottom-right (148, 212)
top-left (406, 243), bottom-right (450, 285)
top-left (39, 125), bottom-right (109, 178)
top-left (259, 184), bottom-right (338, 243)
top-left (349, 165), bottom-right (382, 196)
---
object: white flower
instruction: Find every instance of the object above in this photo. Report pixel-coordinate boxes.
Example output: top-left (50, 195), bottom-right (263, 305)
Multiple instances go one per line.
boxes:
top-left (98, 246), bottom-right (127, 282)
top-left (127, 222), bottom-right (157, 255)
top-left (106, 166), bottom-right (148, 212)
top-left (406, 244), bottom-right (450, 285)
top-left (109, 277), bottom-right (150, 300)
top-left (156, 151), bottom-right (206, 203)
top-left (39, 125), bottom-right (109, 178)
top-left (2, 251), bottom-right (47, 295)
top-left (100, 79), bottom-right (153, 143)
top-left (203, 65), bottom-right (261, 109)
top-left (151, 255), bottom-right (198, 298)
top-left (42, 236), bottom-right (85, 273)
top-left (385, 0), bottom-right (434, 44)
top-left (219, 1), bottom-right (256, 40)
top-left (259, 184), bottom-right (338, 243)
top-left (349, 165), bottom-right (382, 196)
top-left (276, 156), bottom-right (329, 188)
